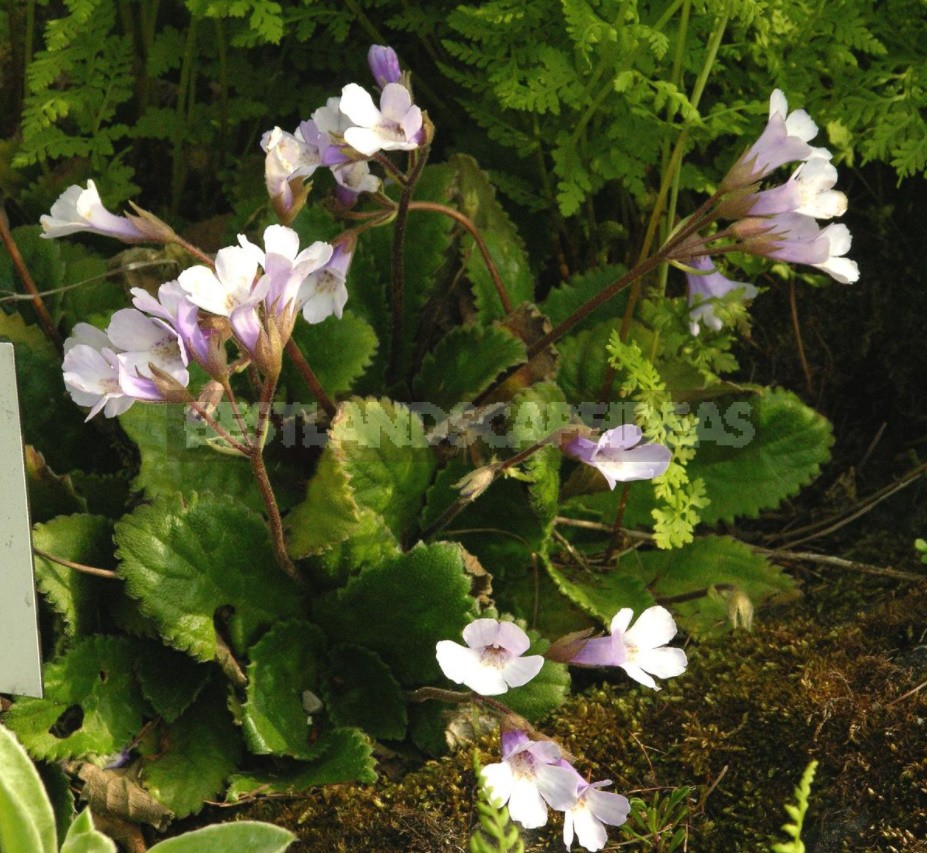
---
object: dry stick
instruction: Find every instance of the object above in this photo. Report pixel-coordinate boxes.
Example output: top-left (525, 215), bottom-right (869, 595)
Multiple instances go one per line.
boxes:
top-left (284, 338), bottom-right (337, 419)
top-left (776, 459), bottom-right (927, 549)
top-left (33, 548), bottom-right (120, 580)
top-left (886, 679), bottom-right (927, 708)
top-left (552, 516), bottom-right (925, 582)
top-left (788, 277), bottom-right (814, 394)
top-left (386, 146), bottom-right (430, 384)
top-left (0, 205), bottom-right (63, 349)
top-left (407, 200), bottom-right (513, 314)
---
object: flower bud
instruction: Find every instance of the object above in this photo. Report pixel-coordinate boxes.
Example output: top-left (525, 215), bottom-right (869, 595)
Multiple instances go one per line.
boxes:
top-left (454, 466), bottom-right (496, 502)
top-left (368, 45), bottom-right (402, 88)
top-left (726, 588), bottom-right (754, 631)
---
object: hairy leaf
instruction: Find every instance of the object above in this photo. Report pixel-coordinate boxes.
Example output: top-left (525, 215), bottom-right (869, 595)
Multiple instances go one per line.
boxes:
top-left (115, 493), bottom-right (302, 661)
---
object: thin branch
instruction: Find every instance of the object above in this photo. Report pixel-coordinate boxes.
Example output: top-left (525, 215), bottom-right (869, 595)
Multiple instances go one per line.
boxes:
top-left (33, 548), bottom-right (120, 580)
top-left (284, 338), bottom-right (337, 419)
top-left (788, 277), bottom-right (814, 394)
top-left (408, 200), bottom-right (513, 314)
top-left (0, 205), bottom-right (63, 349)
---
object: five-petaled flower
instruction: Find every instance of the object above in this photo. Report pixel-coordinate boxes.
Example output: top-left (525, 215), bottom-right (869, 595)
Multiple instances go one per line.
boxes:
top-left (569, 606), bottom-right (688, 690)
top-left (480, 730), bottom-right (578, 829)
top-left (558, 761), bottom-right (631, 852)
top-left (562, 425), bottom-right (672, 489)
top-left (435, 618), bottom-right (544, 696)
top-left (339, 82), bottom-right (424, 157)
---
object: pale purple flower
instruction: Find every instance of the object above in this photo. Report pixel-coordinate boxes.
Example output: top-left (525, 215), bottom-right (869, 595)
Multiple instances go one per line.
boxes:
top-left (248, 225), bottom-right (334, 317)
top-left (332, 160), bottom-right (381, 206)
top-left (564, 425), bottom-right (671, 488)
top-left (435, 619), bottom-right (544, 696)
top-left (62, 325), bottom-right (134, 420)
top-left (260, 127), bottom-right (320, 211)
top-left (558, 762), bottom-right (630, 852)
top-left (747, 157), bottom-right (847, 220)
top-left (297, 241), bottom-right (354, 323)
top-left (131, 281), bottom-right (210, 366)
top-left (569, 606), bottom-right (688, 691)
top-left (41, 181), bottom-right (147, 242)
top-left (368, 45), bottom-right (402, 88)
top-left (734, 212), bottom-right (859, 284)
top-left (480, 731), bottom-right (578, 829)
top-left (340, 82), bottom-right (424, 157)
top-left (685, 256), bottom-right (758, 336)
top-left (726, 89), bottom-right (832, 187)
top-left (107, 308), bottom-right (189, 401)
top-left (298, 98), bottom-right (353, 167)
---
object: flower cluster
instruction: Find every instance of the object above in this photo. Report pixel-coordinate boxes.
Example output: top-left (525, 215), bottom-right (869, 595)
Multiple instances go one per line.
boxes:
top-left (62, 225), bottom-right (338, 419)
top-left (261, 45), bottom-right (425, 220)
top-left (435, 610), bottom-right (686, 849)
top-left (681, 90), bottom-right (858, 336)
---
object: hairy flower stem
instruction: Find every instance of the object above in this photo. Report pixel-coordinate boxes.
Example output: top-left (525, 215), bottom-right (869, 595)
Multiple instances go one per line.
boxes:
top-left (0, 205), bottom-right (62, 350)
top-left (284, 338), bottom-right (337, 419)
top-left (407, 200), bottom-right (513, 314)
top-left (406, 686), bottom-right (515, 719)
top-left (171, 235), bottom-right (216, 268)
top-left (186, 400), bottom-right (252, 455)
top-left (249, 376), bottom-right (302, 585)
top-left (386, 145), bottom-right (430, 385)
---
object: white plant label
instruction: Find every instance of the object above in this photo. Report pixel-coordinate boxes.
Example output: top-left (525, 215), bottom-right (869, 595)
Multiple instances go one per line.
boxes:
top-left (0, 342), bottom-right (43, 697)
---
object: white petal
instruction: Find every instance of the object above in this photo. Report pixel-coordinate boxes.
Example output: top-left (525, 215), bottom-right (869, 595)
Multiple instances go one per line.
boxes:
top-left (587, 789), bottom-right (631, 827)
top-left (823, 223), bottom-right (852, 256)
top-left (610, 608), bottom-right (634, 635)
top-left (636, 646), bottom-right (688, 679)
top-left (480, 762), bottom-right (514, 808)
top-left (343, 126), bottom-right (386, 157)
top-left (563, 810), bottom-right (576, 850)
top-left (178, 266), bottom-right (229, 316)
top-left (620, 662), bottom-right (659, 690)
top-left (501, 655), bottom-right (545, 689)
top-left (572, 805), bottom-right (608, 851)
top-left (815, 256), bottom-right (859, 284)
top-left (535, 763), bottom-right (581, 811)
top-left (597, 424), bottom-right (641, 451)
top-left (462, 618), bottom-right (503, 649)
top-left (494, 621), bottom-right (532, 656)
top-left (508, 776), bottom-right (549, 829)
top-left (768, 89), bottom-right (788, 119)
top-left (435, 641), bottom-right (508, 695)
top-left (625, 606), bottom-right (678, 650)
top-left (340, 83), bottom-right (382, 127)
top-left (106, 309), bottom-right (164, 351)
top-left (379, 82), bottom-right (413, 123)
top-left (784, 108), bottom-right (818, 143)
top-left (262, 224), bottom-right (300, 261)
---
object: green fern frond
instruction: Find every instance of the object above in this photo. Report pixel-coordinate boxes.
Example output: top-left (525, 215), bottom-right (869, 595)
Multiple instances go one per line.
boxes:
top-left (771, 760), bottom-right (819, 853)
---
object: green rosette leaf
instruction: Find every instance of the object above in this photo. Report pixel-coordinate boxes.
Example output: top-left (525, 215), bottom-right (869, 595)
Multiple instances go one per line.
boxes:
top-left (323, 645), bottom-right (407, 741)
top-left (114, 493), bottom-right (302, 661)
top-left (313, 542), bottom-right (478, 686)
top-left (4, 636), bottom-right (146, 761)
top-left (691, 388), bottom-right (835, 523)
top-left (141, 681), bottom-right (241, 818)
top-left (242, 620), bottom-right (327, 759)
top-left (32, 514), bottom-right (114, 636)
top-left (225, 728), bottom-right (376, 801)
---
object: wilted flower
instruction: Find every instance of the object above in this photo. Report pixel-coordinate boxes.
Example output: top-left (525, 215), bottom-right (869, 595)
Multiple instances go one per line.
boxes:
top-left (339, 82), bottom-right (424, 157)
top-left (562, 425), bottom-right (671, 488)
top-left (558, 762), bottom-right (631, 852)
top-left (261, 127), bottom-right (320, 216)
top-left (435, 618), bottom-right (544, 696)
top-left (480, 730), bottom-right (578, 829)
top-left (41, 181), bottom-right (148, 242)
top-left (685, 257), bottom-right (758, 336)
top-left (569, 606), bottom-right (688, 691)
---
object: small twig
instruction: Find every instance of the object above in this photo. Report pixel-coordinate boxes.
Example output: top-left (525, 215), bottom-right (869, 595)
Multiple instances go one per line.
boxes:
top-left (753, 546), bottom-right (924, 583)
top-left (886, 679), bottom-right (927, 707)
top-left (551, 529), bottom-right (592, 572)
top-left (777, 459), bottom-right (927, 548)
top-left (284, 339), bottom-right (337, 419)
top-left (788, 277), bottom-right (814, 395)
top-left (695, 764), bottom-right (729, 814)
top-left (0, 204), bottom-right (63, 350)
top-left (33, 548), bottom-right (120, 580)
top-left (387, 146), bottom-right (430, 384)
top-left (214, 631), bottom-right (248, 687)
top-left (407, 200), bottom-right (513, 314)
